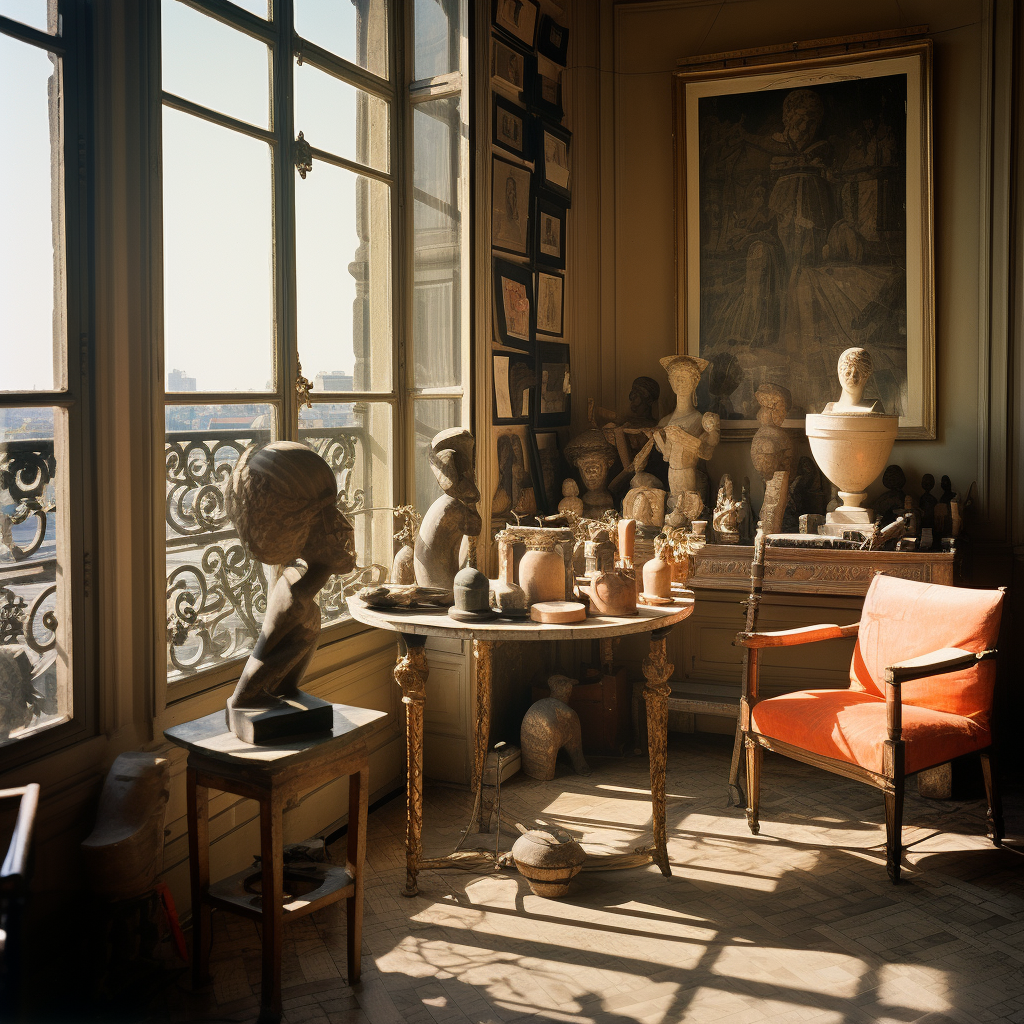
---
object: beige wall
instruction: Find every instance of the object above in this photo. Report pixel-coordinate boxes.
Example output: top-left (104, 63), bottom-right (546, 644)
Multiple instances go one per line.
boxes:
top-left (567, 0), bottom-right (1015, 530)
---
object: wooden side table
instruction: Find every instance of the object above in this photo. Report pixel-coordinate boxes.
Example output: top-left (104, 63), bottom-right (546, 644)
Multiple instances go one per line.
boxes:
top-left (165, 704), bottom-right (387, 1023)
top-left (348, 597), bottom-right (695, 896)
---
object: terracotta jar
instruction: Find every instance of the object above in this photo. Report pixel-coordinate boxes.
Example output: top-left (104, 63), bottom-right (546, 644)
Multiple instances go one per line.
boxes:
top-left (511, 827), bottom-right (587, 898)
top-left (642, 545), bottom-right (672, 600)
top-left (520, 543), bottom-right (565, 605)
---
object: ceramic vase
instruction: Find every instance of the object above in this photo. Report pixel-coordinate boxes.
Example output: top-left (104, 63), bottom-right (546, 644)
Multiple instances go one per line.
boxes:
top-left (511, 827), bottom-right (587, 898)
top-left (642, 552), bottom-right (672, 600)
top-left (520, 545), bottom-right (566, 606)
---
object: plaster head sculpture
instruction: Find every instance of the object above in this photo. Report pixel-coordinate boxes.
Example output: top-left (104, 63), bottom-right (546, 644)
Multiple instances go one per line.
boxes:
top-left (805, 347), bottom-right (898, 525)
top-left (557, 477), bottom-right (584, 518)
top-left (831, 347), bottom-right (883, 413)
top-left (414, 428), bottom-right (482, 592)
top-left (659, 354), bottom-right (709, 414)
top-left (750, 382), bottom-right (794, 484)
top-left (627, 376), bottom-right (660, 424)
top-left (563, 428), bottom-right (617, 515)
top-left (223, 441), bottom-right (355, 741)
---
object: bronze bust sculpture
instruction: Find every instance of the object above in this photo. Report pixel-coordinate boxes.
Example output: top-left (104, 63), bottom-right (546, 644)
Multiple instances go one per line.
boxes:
top-left (223, 441), bottom-right (355, 743)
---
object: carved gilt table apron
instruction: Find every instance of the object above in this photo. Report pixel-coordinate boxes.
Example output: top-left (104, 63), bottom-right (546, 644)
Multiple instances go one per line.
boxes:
top-left (348, 596), bottom-right (695, 896)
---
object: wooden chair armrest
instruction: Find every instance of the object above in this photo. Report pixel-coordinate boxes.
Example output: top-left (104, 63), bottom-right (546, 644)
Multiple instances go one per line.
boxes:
top-left (0, 784), bottom-right (39, 893)
top-left (885, 647), bottom-right (996, 686)
top-left (735, 622), bottom-right (860, 649)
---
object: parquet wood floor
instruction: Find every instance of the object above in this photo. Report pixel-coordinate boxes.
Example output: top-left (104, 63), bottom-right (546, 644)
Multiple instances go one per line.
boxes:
top-left (151, 735), bottom-right (1024, 1024)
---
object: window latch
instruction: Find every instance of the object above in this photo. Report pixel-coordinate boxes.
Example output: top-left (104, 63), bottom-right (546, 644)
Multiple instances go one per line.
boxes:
top-left (294, 131), bottom-right (313, 179)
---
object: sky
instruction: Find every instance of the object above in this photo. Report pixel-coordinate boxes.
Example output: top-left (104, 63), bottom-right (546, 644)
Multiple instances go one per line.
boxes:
top-left (1, 0), bottom-right (453, 398)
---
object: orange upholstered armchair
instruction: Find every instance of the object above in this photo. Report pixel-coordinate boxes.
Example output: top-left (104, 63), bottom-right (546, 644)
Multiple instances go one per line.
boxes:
top-left (738, 573), bottom-right (1005, 883)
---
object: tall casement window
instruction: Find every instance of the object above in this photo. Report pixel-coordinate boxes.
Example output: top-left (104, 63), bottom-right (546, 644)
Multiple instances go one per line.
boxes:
top-left (0, 2), bottom-right (91, 757)
top-left (159, 0), bottom-right (469, 692)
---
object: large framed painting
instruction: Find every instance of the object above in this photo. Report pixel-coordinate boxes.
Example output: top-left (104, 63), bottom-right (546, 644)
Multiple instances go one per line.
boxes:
top-left (673, 42), bottom-right (935, 438)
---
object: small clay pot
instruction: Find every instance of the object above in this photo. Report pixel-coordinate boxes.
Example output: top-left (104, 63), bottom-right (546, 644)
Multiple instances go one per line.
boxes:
top-left (511, 827), bottom-right (587, 898)
top-left (642, 552), bottom-right (672, 600)
top-left (520, 545), bottom-right (565, 605)
top-left (587, 569), bottom-right (637, 616)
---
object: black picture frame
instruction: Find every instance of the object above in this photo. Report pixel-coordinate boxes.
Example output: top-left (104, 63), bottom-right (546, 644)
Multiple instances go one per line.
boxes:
top-left (492, 352), bottom-right (535, 425)
top-left (491, 156), bottom-right (532, 257)
top-left (492, 0), bottom-right (539, 49)
top-left (492, 93), bottom-right (532, 161)
top-left (535, 270), bottom-right (564, 338)
top-left (529, 54), bottom-right (563, 122)
top-left (533, 194), bottom-right (567, 270)
top-left (535, 340), bottom-right (571, 427)
top-left (536, 120), bottom-right (571, 204)
top-left (537, 15), bottom-right (569, 65)
top-left (493, 257), bottom-right (534, 351)
top-left (490, 34), bottom-right (529, 100)
top-left (530, 428), bottom-right (566, 513)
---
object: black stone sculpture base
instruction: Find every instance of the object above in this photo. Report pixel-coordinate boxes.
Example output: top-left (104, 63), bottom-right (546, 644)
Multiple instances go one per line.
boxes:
top-left (226, 690), bottom-right (334, 744)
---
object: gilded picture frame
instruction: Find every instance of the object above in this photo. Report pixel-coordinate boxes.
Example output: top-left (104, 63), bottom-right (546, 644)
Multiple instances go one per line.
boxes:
top-left (673, 42), bottom-right (935, 439)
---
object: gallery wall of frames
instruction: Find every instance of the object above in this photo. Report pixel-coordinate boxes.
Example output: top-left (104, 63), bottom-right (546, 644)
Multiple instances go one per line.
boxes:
top-left (487, 0), bottom-right (572, 533)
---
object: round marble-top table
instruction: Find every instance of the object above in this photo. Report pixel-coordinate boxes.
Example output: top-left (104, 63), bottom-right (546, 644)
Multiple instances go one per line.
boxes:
top-left (348, 595), bottom-right (695, 896)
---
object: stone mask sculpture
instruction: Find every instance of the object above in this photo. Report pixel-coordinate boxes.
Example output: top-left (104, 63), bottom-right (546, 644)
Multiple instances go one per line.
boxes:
top-left (223, 441), bottom-right (355, 743)
top-left (414, 428), bottom-right (482, 592)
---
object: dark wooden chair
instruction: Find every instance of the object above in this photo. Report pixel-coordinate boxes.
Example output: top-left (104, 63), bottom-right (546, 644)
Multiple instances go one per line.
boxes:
top-left (737, 572), bottom-right (1004, 883)
top-left (0, 783), bottom-right (40, 1017)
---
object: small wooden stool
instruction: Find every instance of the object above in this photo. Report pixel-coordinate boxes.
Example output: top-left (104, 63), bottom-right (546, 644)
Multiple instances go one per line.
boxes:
top-left (165, 704), bottom-right (386, 1022)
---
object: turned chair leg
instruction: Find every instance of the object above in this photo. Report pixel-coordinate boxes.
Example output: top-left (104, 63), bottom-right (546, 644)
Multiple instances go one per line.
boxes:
top-left (744, 736), bottom-right (761, 835)
top-left (980, 750), bottom-right (1004, 847)
top-left (884, 776), bottom-right (904, 884)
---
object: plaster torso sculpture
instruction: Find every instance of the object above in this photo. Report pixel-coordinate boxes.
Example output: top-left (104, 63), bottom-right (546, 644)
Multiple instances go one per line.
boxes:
top-left (750, 383), bottom-right (793, 482)
top-left (414, 428), bottom-right (482, 591)
top-left (804, 348), bottom-right (899, 527)
top-left (520, 674), bottom-right (591, 781)
top-left (653, 355), bottom-right (720, 506)
top-left (563, 428), bottom-right (617, 516)
top-left (557, 478), bottom-right (584, 518)
top-left (223, 441), bottom-right (356, 742)
top-left (621, 438), bottom-right (668, 531)
top-left (712, 474), bottom-right (742, 544)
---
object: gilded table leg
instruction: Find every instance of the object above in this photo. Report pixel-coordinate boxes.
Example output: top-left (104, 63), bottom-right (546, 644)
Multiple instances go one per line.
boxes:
top-left (643, 626), bottom-right (674, 877)
top-left (470, 639), bottom-right (494, 835)
top-left (396, 634), bottom-right (428, 897)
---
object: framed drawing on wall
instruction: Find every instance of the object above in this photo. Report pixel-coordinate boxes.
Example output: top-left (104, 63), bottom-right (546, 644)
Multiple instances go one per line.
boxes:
top-left (535, 270), bottom-right (564, 338)
top-left (492, 94), bottom-right (531, 160)
top-left (493, 258), bottom-right (533, 350)
top-left (491, 424), bottom-right (540, 527)
top-left (674, 41), bottom-right (935, 438)
top-left (491, 156), bottom-right (531, 257)
top-left (537, 120), bottom-right (571, 204)
top-left (493, 352), bottom-right (534, 424)
top-left (535, 340), bottom-right (571, 427)
top-left (533, 195), bottom-right (566, 270)
top-left (537, 15), bottom-right (569, 66)
top-left (490, 35), bottom-right (528, 99)
top-left (493, 0), bottom-right (539, 50)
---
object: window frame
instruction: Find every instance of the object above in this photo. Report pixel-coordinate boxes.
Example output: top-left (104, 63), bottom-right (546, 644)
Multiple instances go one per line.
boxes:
top-left (0, 1), bottom-right (96, 770)
top-left (150, 0), bottom-right (471, 707)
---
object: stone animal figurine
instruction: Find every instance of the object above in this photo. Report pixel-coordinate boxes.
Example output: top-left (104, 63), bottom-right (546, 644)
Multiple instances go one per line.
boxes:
top-left (414, 428), bottom-right (482, 592)
top-left (357, 584), bottom-right (450, 609)
top-left (521, 675), bottom-right (591, 781)
top-left (222, 441), bottom-right (355, 742)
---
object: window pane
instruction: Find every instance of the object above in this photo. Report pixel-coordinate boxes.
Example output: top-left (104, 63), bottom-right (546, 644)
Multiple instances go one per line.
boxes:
top-left (163, 107), bottom-right (274, 393)
top-left (293, 60), bottom-right (390, 174)
top-left (0, 1), bottom-right (54, 34)
top-left (414, 0), bottom-right (460, 81)
top-left (298, 402), bottom-right (392, 626)
top-left (413, 398), bottom-right (460, 514)
top-left (0, 36), bottom-right (64, 392)
top-left (294, 0), bottom-right (388, 80)
top-left (412, 98), bottom-right (462, 388)
top-left (296, 161), bottom-right (392, 393)
top-left (165, 404), bottom-right (275, 681)
top-left (0, 407), bottom-right (68, 745)
top-left (161, 0), bottom-right (270, 129)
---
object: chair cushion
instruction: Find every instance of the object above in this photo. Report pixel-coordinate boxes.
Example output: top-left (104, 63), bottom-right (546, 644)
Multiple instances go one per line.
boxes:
top-left (751, 689), bottom-right (991, 775)
top-left (849, 575), bottom-right (1003, 723)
